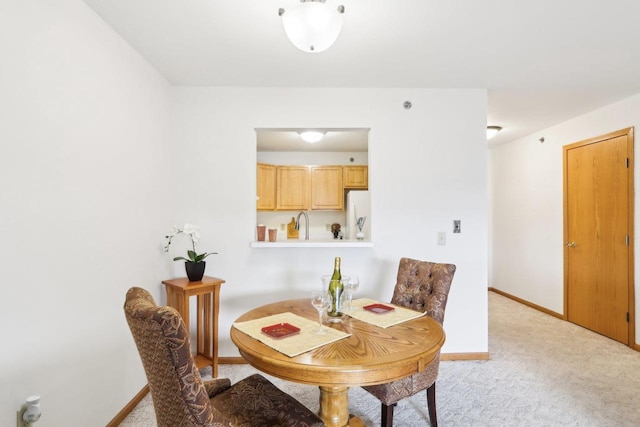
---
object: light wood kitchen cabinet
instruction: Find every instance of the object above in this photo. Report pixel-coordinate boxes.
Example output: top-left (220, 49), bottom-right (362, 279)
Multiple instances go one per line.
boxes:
top-left (343, 166), bottom-right (368, 188)
top-left (258, 163), bottom-right (366, 211)
top-left (276, 166), bottom-right (309, 210)
top-left (310, 166), bottom-right (344, 210)
top-left (256, 163), bottom-right (276, 210)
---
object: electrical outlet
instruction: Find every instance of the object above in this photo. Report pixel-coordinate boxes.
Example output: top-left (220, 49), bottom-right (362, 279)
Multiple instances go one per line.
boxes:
top-left (437, 232), bottom-right (446, 246)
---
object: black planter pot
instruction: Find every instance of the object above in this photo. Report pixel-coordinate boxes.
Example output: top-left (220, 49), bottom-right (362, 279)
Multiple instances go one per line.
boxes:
top-left (185, 261), bottom-right (206, 281)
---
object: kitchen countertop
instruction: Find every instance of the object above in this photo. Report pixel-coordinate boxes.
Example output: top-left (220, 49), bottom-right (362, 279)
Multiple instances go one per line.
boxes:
top-left (251, 239), bottom-right (374, 248)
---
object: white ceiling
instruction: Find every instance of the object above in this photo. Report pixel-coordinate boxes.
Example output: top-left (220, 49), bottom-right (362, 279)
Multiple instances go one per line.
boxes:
top-left (83, 0), bottom-right (640, 147)
top-left (257, 129), bottom-right (368, 152)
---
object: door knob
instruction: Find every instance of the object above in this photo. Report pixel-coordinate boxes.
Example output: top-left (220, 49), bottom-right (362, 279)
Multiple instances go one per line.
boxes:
top-left (566, 241), bottom-right (576, 248)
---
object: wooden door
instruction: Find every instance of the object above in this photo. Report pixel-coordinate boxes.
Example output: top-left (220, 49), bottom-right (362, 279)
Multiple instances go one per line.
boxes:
top-left (563, 128), bottom-right (634, 344)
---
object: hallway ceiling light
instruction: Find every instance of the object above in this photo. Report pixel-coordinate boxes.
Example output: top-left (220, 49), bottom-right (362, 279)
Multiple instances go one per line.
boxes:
top-left (299, 131), bottom-right (326, 143)
top-left (487, 126), bottom-right (502, 140)
top-left (278, 0), bottom-right (345, 53)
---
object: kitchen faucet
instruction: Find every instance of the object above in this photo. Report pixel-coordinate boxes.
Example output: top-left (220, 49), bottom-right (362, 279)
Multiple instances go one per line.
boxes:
top-left (295, 211), bottom-right (310, 240)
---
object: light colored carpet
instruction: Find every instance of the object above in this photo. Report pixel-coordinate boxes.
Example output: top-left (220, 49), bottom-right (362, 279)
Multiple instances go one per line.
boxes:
top-left (120, 292), bottom-right (640, 426)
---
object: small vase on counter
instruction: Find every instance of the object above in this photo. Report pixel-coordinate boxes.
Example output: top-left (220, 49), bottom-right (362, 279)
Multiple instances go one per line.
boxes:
top-left (355, 216), bottom-right (367, 240)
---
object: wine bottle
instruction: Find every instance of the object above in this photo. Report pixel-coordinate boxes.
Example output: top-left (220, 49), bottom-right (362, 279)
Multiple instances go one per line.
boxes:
top-left (327, 257), bottom-right (343, 319)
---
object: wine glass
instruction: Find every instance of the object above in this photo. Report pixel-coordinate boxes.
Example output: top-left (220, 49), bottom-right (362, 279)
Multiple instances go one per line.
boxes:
top-left (345, 276), bottom-right (360, 311)
top-left (311, 291), bottom-right (331, 334)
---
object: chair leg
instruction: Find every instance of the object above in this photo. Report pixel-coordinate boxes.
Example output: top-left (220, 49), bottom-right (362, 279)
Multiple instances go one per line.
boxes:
top-left (426, 383), bottom-right (437, 427)
top-left (381, 402), bottom-right (396, 427)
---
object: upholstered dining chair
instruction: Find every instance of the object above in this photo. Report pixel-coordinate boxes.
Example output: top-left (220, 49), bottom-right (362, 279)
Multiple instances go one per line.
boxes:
top-left (124, 287), bottom-right (324, 427)
top-left (362, 258), bottom-right (456, 427)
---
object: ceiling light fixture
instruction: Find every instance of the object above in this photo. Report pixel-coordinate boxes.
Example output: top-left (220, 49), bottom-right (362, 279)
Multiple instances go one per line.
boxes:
top-left (278, 0), bottom-right (345, 53)
top-left (299, 131), bottom-right (326, 143)
top-left (487, 126), bottom-right (502, 140)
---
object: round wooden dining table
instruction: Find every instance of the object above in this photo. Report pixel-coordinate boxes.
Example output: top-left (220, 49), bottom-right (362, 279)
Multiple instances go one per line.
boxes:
top-left (230, 298), bottom-right (445, 427)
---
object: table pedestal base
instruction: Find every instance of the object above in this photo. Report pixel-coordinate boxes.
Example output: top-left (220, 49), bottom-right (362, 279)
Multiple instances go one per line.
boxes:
top-left (348, 417), bottom-right (366, 427)
top-left (318, 386), bottom-right (365, 427)
top-left (319, 386), bottom-right (349, 427)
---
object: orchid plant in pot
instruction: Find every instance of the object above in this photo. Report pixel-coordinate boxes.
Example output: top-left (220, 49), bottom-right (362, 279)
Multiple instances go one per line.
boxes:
top-left (164, 223), bottom-right (217, 281)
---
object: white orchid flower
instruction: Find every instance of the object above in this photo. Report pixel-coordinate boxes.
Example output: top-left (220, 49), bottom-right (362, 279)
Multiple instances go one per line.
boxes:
top-left (183, 223), bottom-right (198, 236)
top-left (165, 225), bottom-right (180, 238)
top-left (163, 223), bottom-right (217, 263)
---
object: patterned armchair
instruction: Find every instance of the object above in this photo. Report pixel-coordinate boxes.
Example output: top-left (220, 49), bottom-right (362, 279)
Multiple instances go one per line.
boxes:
top-left (124, 287), bottom-right (324, 427)
top-left (362, 258), bottom-right (456, 427)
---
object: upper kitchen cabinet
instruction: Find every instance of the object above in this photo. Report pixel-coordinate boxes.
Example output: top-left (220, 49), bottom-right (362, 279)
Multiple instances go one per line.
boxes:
top-left (310, 166), bottom-right (343, 210)
top-left (256, 163), bottom-right (276, 210)
top-left (276, 166), bottom-right (309, 210)
top-left (343, 166), bottom-right (368, 189)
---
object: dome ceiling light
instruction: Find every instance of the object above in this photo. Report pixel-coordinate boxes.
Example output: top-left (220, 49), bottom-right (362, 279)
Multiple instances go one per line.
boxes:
top-left (299, 131), bottom-right (326, 143)
top-left (278, 0), bottom-right (345, 53)
top-left (487, 126), bottom-right (502, 140)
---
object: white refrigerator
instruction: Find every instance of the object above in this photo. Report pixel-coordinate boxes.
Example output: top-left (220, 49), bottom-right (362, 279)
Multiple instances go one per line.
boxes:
top-left (345, 190), bottom-right (371, 240)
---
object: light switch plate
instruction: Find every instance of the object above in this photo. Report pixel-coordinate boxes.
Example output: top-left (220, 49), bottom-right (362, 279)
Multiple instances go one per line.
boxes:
top-left (453, 220), bottom-right (461, 233)
top-left (437, 232), bottom-right (446, 246)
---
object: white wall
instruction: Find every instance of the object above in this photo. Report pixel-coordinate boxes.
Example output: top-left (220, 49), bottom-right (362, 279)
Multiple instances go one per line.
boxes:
top-left (257, 150), bottom-right (368, 165)
top-left (0, 1), bottom-right (171, 425)
top-left (169, 87), bottom-right (489, 357)
top-left (0, 3), bottom-right (489, 425)
top-left (490, 92), bottom-right (640, 343)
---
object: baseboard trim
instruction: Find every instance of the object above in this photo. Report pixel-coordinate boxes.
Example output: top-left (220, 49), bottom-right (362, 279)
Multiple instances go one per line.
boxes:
top-left (106, 384), bottom-right (149, 427)
top-left (441, 352), bottom-right (490, 361)
top-left (114, 328), bottom-right (492, 422)
top-left (113, 351), bottom-right (489, 423)
top-left (219, 356), bottom-right (246, 364)
top-left (489, 288), bottom-right (639, 351)
top-left (220, 353), bottom-right (490, 363)
top-left (114, 291), bottom-right (637, 424)
top-left (488, 287), bottom-right (564, 320)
